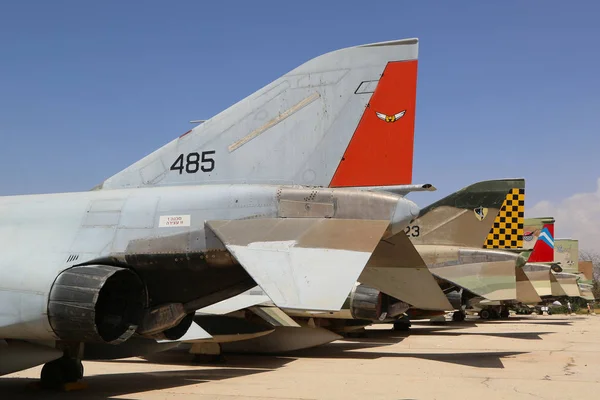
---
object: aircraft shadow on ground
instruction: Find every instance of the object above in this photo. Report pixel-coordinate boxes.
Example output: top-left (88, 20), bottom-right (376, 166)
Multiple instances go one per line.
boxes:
top-left (126, 349), bottom-right (296, 370)
top-left (396, 327), bottom-right (553, 340)
top-left (0, 365), bottom-right (280, 400)
top-left (343, 325), bottom-right (552, 340)
top-left (116, 334), bottom-right (526, 370)
top-left (412, 319), bottom-right (573, 327)
top-left (2, 318), bottom-right (549, 397)
top-left (250, 341), bottom-right (526, 369)
top-left (476, 320), bottom-right (573, 326)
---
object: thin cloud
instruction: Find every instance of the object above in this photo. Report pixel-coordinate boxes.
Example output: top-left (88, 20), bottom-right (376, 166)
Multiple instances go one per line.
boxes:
top-left (528, 178), bottom-right (600, 251)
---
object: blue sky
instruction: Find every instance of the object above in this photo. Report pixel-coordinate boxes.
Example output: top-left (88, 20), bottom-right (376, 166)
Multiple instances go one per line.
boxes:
top-left (1, 1), bottom-right (598, 212)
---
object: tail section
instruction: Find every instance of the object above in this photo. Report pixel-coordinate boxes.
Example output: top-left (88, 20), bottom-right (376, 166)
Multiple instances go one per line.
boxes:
top-left (410, 179), bottom-right (525, 248)
top-left (329, 59), bottom-right (417, 187)
top-left (98, 39), bottom-right (419, 190)
top-left (554, 239), bottom-right (579, 274)
top-left (482, 186), bottom-right (525, 249)
top-left (528, 223), bottom-right (555, 262)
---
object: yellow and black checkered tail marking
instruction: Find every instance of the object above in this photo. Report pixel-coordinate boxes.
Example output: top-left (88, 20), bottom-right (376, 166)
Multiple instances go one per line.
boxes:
top-left (484, 188), bottom-right (525, 249)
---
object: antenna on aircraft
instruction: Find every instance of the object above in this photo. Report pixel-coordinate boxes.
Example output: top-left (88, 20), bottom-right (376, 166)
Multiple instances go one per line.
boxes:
top-left (189, 120), bottom-right (207, 124)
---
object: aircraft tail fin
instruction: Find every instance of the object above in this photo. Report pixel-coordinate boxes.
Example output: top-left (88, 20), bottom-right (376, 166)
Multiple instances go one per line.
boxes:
top-left (528, 223), bottom-right (555, 262)
top-left (98, 39), bottom-right (419, 190)
top-left (410, 179), bottom-right (525, 248)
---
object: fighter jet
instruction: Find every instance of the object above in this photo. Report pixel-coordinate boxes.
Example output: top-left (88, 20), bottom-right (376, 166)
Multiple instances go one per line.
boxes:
top-left (0, 38), bottom-right (425, 388)
top-left (171, 179), bottom-right (537, 355)
top-left (519, 220), bottom-right (594, 310)
top-left (520, 218), bottom-right (561, 299)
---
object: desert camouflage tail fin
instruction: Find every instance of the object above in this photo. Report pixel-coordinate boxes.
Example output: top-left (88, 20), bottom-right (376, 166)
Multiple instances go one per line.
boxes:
top-left (97, 39), bottom-right (419, 190)
top-left (409, 179), bottom-right (525, 248)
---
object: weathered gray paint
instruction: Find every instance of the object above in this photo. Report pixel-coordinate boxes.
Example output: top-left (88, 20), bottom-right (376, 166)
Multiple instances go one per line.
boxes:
top-left (97, 40), bottom-right (419, 190)
top-left (0, 184), bottom-right (417, 341)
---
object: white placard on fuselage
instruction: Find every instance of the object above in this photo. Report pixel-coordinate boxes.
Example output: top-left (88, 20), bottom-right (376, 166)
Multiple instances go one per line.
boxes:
top-left (159, 215), bottom-right (191, 228)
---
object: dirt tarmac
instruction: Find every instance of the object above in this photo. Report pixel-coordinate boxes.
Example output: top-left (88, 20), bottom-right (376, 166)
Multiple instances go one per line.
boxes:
top-left (2, 314), bottom-right (599, 399)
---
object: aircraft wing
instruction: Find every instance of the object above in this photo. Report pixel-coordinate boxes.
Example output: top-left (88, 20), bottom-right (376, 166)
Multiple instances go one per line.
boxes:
top-left (206, 218), bottom-right (390, 312)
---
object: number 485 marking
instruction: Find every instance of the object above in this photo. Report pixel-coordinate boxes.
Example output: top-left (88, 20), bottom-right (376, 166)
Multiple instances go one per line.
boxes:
top-left (170, 151), bottom-right (215, 174)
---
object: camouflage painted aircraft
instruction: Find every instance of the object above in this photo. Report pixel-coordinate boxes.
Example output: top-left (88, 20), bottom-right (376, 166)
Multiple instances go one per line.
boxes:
top-left (521, 218), bottom-right (563, 298)
top-left (191, 181), bottom-right (596, 355)
top-left (0, 38), bottom-right (437, 387)
top-left (190, 188), bottom-right (600, 355)
top-left (173, 178), bottom-right (540, 355)
top-left (521, 220), bottom-right (594, 304)
top-left (408, 178), bottom-right (539, 321)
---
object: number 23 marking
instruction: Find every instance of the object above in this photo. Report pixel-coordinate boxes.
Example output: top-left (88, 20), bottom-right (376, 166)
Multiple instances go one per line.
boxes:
top-left (404, 225), bottom-right (420, 237)
top-left (170, 151), bottom-right (215, 175)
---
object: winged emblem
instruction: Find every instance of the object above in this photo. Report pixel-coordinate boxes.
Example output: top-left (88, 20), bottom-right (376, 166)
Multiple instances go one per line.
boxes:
top-left (375, 110), bottom-right (406, 123)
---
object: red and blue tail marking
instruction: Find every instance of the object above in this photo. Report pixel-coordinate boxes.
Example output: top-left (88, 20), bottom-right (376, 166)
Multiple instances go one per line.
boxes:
top-left (528, 223), bottom-right (554, 262)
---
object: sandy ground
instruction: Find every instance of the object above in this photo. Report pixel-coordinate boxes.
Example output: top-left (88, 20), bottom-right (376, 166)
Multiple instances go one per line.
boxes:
top-left (2, 314), bottom-right (599, 399)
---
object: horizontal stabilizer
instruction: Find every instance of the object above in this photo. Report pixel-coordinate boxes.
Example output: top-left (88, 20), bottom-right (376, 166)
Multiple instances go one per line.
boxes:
top-left (553, 273), bottom-right (581, 297)
top-left (516, 267), bottom-right (542, 304)
top-left (550, 273), bottom-right (568, 297)
top-left (523, 264), bottom-right (553, 297)
top-left (579, 284), bottom-right (595, 301)
top-left (360, 233), bottom-right (453, 310)
top-left (207, 218), bottom-right (389, 311)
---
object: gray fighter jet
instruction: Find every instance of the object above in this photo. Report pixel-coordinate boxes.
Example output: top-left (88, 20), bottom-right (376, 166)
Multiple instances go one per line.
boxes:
top-left (0, 38), bottom-right (432, 388)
